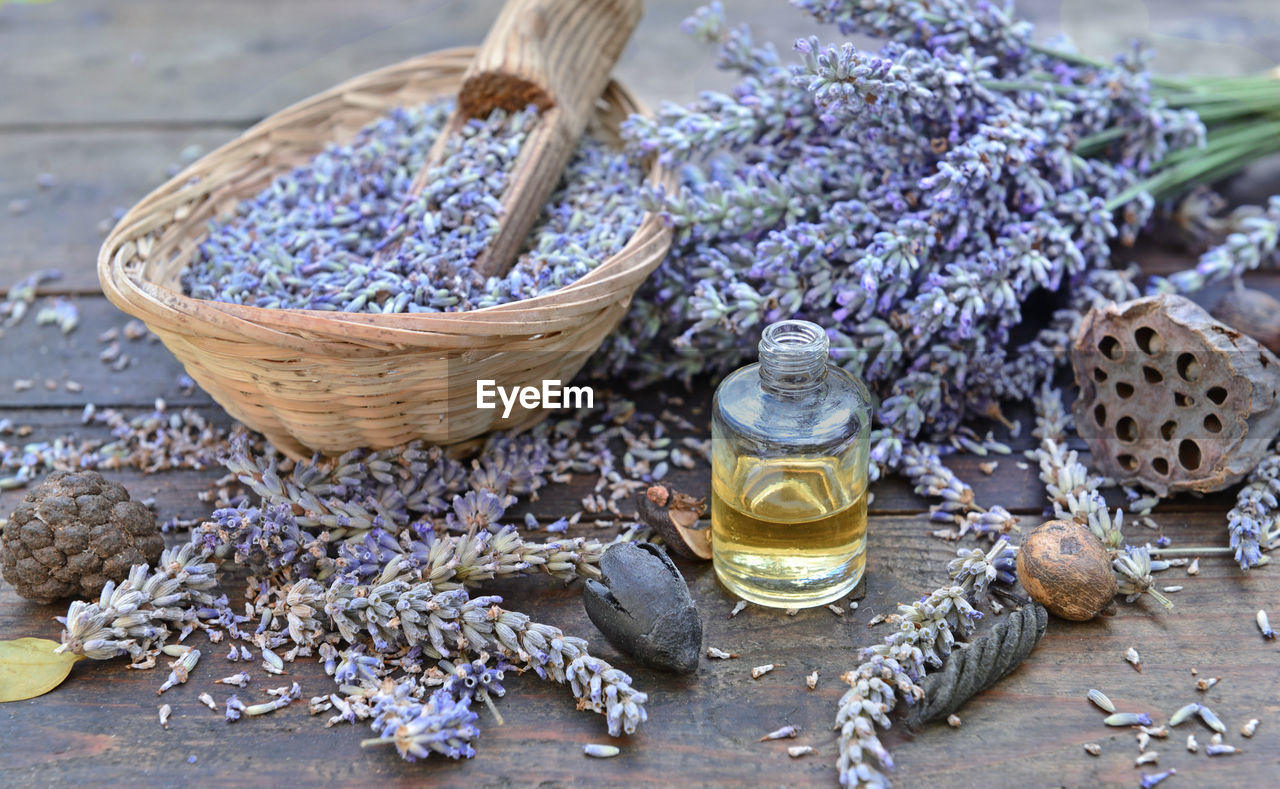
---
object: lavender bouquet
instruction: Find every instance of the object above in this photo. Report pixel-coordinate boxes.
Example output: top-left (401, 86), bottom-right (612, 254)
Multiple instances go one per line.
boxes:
top-left (599, 2), bottom-right (1280, 785)
top-left (604, 0), bottom-right (1280, 540)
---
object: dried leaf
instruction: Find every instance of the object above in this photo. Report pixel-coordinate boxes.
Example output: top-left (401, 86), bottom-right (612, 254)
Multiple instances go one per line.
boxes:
top-left (0, 637), bottom-right (83, 702)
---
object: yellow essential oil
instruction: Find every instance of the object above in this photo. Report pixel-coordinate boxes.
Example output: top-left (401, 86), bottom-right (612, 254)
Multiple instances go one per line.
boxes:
top-left (710, 320), bottom-right (871, 608)
top-left (712, 455), bottom-right (867, 606)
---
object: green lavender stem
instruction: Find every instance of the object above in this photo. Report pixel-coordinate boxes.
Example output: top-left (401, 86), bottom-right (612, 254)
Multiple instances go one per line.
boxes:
top-left (1107, 121), bottom-right (1280, 209)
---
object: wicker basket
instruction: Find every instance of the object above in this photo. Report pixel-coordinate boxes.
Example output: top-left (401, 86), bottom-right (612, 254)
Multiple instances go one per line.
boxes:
top-left (98, 48), bottom-right (672, 459)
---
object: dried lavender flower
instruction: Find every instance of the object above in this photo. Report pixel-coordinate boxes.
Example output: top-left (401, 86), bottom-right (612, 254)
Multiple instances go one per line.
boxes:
top-left (1087, 689), bottom-right (1115, 713)
top-left (181, 101), bottom-right (644, 316)
top-left (56, 544), bottom-right (217, 660)
top-left (1197, 704), bottom-right (1226, 734)
top-left (751, 664), bottom-right (777, 679)
top-left (1223, 442), bottom-right (1280, 570)
top-left (835, 539), bottom-right (1007, 786)
top-left (1105, 712), bottom-right (1153, 727)
top-left (158, 648), bottom-right (201, 694)
top-left (245, 683), bottom-right (302, 716)
top-left (361, 680), bottom-right (479, 761)
top-left (759, 725), bottom-right (799, 741)
top-left (1258, 609), bottom-right (1276, 639)
top-left (1170, 702), bottom-right (1199, 727)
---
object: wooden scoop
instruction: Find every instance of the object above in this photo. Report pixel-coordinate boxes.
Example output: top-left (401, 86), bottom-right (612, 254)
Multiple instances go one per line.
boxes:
top-left (402, 0), bottom-right (644, 279)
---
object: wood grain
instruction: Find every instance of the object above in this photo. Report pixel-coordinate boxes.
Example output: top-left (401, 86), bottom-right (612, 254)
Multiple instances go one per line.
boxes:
top-left (0, 129), bottom-right (237, 293)
top-left (1, 1), bottom-right (1271, 127)
top-left (2, 1), bottom-right (1279, 786)
top-left (2, 512), bottom-right (1275, 787)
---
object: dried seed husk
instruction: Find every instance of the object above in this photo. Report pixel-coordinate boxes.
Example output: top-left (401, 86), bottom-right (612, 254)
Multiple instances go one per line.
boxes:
top-left (1016, 520), bottom-right (1117, 621)
top-left (1073, 294), bottom-right (1280, 495)
top-left (1212, 287), bottom-right (1280, 356)
top-left (0, 637), bottom-right (83, 702)
top-left (635, 484), bottom-right (710, 559)
top-left (583, 542), bottom-right (702, 674)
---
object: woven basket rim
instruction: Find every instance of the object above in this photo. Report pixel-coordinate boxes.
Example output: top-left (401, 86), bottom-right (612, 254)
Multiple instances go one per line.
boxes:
top-left (98, 47), bottom-right (673, 348)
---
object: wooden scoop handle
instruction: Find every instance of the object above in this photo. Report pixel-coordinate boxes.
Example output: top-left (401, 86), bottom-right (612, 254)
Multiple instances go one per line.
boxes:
top-left (406, 0), bottom-right (643, 279)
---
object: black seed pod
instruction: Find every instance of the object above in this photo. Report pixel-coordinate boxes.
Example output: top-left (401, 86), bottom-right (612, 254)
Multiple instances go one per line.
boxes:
top-left (583, 542), bottom-right (702, 673)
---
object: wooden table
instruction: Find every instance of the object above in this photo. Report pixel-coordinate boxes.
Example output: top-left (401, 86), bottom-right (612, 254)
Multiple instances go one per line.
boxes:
top-left (2, 2), bottom-right (1277, 786)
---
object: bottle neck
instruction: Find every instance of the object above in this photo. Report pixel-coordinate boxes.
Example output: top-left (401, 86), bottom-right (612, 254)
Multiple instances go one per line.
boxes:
top-left (759, 320), bottom-right (829, 394)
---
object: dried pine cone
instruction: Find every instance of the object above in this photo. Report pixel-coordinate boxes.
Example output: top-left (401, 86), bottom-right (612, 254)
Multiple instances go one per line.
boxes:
top-left (1, 470), bottom-right (162, 604)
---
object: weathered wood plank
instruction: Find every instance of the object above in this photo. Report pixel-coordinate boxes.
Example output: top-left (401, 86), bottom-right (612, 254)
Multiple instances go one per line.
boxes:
top-left (1, 0), bottom-right (1272, 127)
top-left (0, 128), bottom-right (238, 293)
top-left (0, 296), bottom-right (218, 409)
top-left (0, 511), bottom-right (1273, 787)
top-left (2, 2), bottom-right (1279, 786)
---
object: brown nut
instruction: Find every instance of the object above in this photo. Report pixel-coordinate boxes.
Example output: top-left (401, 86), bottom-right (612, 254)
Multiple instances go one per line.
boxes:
top-left (1211, 287), bottom-right (1280, 356)
top-left (1016, 519), bottom-right (1117, 621)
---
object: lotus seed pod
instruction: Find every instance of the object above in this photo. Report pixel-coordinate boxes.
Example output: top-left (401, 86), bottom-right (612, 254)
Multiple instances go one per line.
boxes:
top-left (1071, 294), bottom-right (1280, 496)
top-left (1016, 520), bottom-right (1117, 621)
top-left (1212, 287), bottom-right (1280, 356)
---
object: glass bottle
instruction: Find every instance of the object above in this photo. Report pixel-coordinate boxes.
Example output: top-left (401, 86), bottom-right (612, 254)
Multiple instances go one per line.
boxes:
top-left (710, 319), bottom-right (871, 608)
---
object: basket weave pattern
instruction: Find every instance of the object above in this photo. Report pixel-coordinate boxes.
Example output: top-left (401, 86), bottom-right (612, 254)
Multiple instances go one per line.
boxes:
top-left (98, 49), bottom-right (672, 458)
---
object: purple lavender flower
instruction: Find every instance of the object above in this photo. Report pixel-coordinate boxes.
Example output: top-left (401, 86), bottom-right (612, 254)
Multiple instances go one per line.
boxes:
top-left (447, 490), bottom-right (508, 532)
top-left (364, 682), bottom-right (480, 762)
top-left (181, 101), bottom-right (645, 315)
